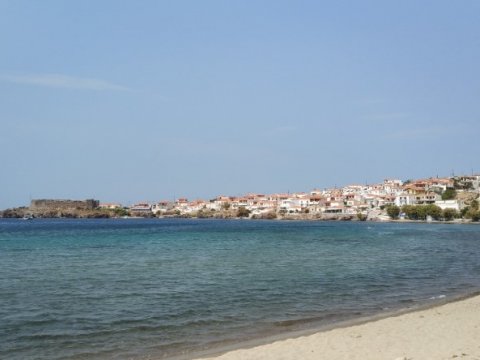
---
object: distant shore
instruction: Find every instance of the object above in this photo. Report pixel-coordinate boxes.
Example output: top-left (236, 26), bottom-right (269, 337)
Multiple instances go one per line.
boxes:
top-left (193, 292), bottom-right (480, 360)
top-left (1, 213), bottom-right (478, 225)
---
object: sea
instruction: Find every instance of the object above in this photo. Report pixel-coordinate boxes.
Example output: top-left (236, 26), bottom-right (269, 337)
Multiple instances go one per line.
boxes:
top-left (1, 218), bottom-right (480, 359)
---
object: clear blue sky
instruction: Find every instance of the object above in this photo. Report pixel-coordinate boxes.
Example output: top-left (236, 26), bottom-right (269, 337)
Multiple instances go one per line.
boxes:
top-left (1, 1), bottom-right (479, 208)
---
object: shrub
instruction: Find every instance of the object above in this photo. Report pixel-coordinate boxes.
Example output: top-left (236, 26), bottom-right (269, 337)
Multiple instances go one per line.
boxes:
top-left (401, 204), bottom-right (442, 220)
top-left (357, 212), bottom-right (367, 221)
top-left (465, 208), bottom-right (480, 221)
top-left (262, 211), bottom-right (277, 219)
top-left (425, 204), bottom-right (443, 220)
top-left (471, 199), bottom-right (479, 211)
top-left (196, 210), bottom-right (210, 218)
top-left (113, 207), bottom-right (129, 217)
top-left (236, 206), bottom-right (250, 218)
top-left (442, 208), bottom-right (458, 221)
top-left (441, 188), bottom-right (457, 200)
top-left (473, 211), bottom-right (480, 222)
top-left (402, 205), bottom-right (418, 220)
top-left (385, 205), bottom-right (400, 219)
top-left (221, 202), bottom-right (231, 210)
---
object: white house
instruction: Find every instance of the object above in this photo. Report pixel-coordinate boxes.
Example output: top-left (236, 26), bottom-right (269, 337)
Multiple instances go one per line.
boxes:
top-left (435, 200), bottom-right (463, 211)
top-left (395, 193), bottom-right (415, 207)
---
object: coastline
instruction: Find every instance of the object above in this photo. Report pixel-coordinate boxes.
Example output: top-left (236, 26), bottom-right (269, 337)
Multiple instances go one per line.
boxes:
top-left (1, 216), bottom-right (478, 225)
top-left (182, 291), bottom-right (480, 360)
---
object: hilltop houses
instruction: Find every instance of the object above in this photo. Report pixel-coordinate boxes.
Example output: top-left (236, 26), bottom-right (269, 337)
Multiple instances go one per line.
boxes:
top-left (122, 175), bottom-right (477, 219)
top-left (4, 174), bottom-right (476, 220)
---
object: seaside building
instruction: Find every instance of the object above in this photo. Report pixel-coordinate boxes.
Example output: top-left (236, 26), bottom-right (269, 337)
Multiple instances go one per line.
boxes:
top-left (435, 199), bottom-right (464, 211)
top-left (151, 201), bottom-right (174, 214)
top-left (129, 203), bottom-right (152, 213)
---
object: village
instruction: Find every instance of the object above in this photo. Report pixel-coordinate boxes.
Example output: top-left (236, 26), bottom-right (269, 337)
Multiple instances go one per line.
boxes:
top-left (98, 174), bottom-right (480, 221)
top-left (2, 174), bottom-right (479, 221)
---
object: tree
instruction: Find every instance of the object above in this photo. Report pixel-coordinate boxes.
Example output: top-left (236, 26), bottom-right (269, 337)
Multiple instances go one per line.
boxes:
top-left (402, 205), bottom-right (418, 220)
top-left (462, 200), bottom-right (480, 220)
top-left (221, 202), bottom-right (231, 210)
top-left (401, 205), bottom-right (440, 221)
top-left (196, 210), bottom-right (209, 218)
top-left (441, 188), bottom-right (457, 200)
top-left (465, 207), bottom-right (480, 221)
top-left (261, 211), bottom-right (277, 220)
top-left (416, 205), bottom-right (428, 220)
top-left (426, 204), bottom-right (442, 220)
top-left (357, 212), bottom-right (367, 221)
top-left (385, 205), bottom-right (400, 219)
top-left (113, 207), bottom-right (129, 217)
top-left (471, 199), bottom-right (479, 211)
top-left (236, 206), bottom-right (250, 218)
top-left (472, 211), bottom-right (480, 222)
top-left (443, 208), bottom-right (458, 221)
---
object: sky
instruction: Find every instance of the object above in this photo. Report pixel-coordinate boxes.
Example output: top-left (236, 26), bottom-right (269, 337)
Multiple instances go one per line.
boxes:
top-left (1, 0), bottom-right (479, 208)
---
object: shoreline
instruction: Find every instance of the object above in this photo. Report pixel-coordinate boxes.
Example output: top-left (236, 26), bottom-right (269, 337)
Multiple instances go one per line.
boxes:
top-left (174, 290), bottom-right (480, 360)
top-left (1, 216), bottom-right (478, 225)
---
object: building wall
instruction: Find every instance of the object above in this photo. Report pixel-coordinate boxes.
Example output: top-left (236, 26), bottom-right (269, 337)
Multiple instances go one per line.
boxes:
top-left (435, 200), bottom-right (462, 211)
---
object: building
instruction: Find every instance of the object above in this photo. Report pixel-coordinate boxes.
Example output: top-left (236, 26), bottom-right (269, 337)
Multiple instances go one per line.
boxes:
top-left (129, 203), bottom-right (152, 213)
top-left (435, 200), bottom-right (463, 211)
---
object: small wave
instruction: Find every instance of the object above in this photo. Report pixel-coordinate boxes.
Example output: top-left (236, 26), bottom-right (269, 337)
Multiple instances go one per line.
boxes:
top-left (429, 294), bottom-right (446, 300)
top-left (274, 312), bottom-right (361, 328)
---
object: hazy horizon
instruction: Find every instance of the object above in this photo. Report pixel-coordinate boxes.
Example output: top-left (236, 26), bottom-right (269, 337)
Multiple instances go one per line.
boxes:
top-left (2, 1), bottom-right (479, 209)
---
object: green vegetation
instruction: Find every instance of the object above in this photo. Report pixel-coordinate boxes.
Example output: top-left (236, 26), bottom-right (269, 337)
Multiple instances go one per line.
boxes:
top-left (465, 203), bottom-right (480, 221)
top-left (195, 209), bottom-right (210, 218)
top-left (221, 202), bottom-right (231, 210)
top-left (471, 211), bottom-right (480, 222)
top-left (262, 211), bottom-right (277, 219)
top-left (112, 207), bottom-right (129, 217)
top-left (461, 200), bottom-right (480, 221)
top-left (401, 204), bottom-right (443, 220)
top-left (236, 206), bottom-right (251, 218)
top-left (356, 212), bottom-right (367, 221)
top-left (385, 204), bottom-right (400, 219)
top-left (426, 204), bottom-right (443, 220)
top-left (441, 188), bottom-right (457, 200)
top-left (471, 199), bottom-right (479, 211)
top-left (442, 208), bottom-right (459, 221)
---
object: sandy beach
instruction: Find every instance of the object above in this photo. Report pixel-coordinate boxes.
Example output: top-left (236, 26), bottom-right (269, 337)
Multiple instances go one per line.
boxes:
top-left (197, 294), bottom-right (480, 360)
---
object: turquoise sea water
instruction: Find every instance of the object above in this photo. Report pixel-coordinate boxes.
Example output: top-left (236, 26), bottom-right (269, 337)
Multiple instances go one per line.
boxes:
top-left (1, 219), bottom-right (480, 359)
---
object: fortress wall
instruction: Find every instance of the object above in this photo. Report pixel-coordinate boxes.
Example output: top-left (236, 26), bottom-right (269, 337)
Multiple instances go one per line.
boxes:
top-left (30, 199), bottom-right (99, 211)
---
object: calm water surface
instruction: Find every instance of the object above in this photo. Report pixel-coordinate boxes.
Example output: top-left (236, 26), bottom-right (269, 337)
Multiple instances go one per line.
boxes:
top-left (1, 219), bottom-right (480, 359)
